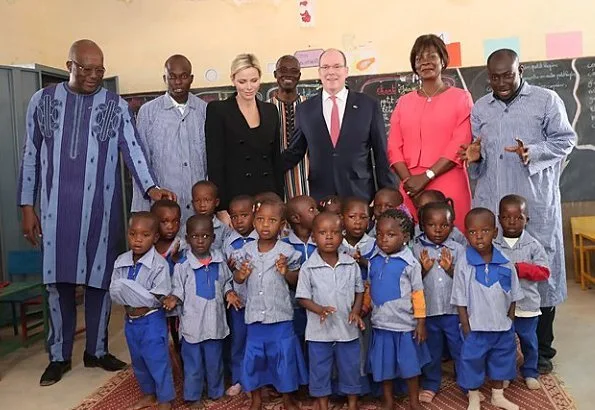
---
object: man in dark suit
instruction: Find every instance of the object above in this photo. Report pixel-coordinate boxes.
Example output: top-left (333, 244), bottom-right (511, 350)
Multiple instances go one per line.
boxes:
top-left (283, 48), bottom-right (395, 202)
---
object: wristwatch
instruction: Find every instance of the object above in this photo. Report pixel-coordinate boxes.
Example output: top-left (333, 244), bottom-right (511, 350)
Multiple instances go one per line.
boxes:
top-left (425, 169), bottom-right (436, 180)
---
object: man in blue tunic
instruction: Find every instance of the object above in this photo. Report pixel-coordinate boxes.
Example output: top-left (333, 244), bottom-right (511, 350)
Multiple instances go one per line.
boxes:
top-left (131, 54), bottom-right (208, 228)
top-left (460, 49), bottom-right (576, 374)
top-left (17, 39), bottom-right (175, 386)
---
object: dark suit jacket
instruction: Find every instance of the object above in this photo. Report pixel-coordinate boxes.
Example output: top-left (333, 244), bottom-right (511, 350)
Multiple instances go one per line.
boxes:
top-left (206, 95), bottom-right (284, 209)
top-left (283, 90), bottom-right (396, 202)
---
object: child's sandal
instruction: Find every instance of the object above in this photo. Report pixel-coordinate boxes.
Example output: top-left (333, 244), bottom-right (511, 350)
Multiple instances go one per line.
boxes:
top-left (419, 390), bottom-right (436, 403)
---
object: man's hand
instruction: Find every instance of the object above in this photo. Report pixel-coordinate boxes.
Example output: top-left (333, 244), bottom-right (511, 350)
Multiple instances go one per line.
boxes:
top-left (21, 205), bottom-right (42, 247)
top-left (226, 291), bottom-right (243, 310)
top-left (403, 174), bottom-right (430, 197)
top-left (504, 138), bottom-right (529, 165)
top-left (147, 186), bottom-right (177, 202)
top-left (459, 137), bottom-right (482, 164)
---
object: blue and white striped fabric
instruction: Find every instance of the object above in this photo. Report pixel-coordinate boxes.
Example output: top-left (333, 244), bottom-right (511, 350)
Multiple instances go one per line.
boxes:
top-left (18, 83), bottom-right (156, 289)
top-left (469, 83), bottom-right (576, 307)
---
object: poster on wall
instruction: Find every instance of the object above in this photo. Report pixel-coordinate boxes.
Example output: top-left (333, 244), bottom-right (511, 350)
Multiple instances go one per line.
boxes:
top-left (298, 0), bottom-right (315, 27)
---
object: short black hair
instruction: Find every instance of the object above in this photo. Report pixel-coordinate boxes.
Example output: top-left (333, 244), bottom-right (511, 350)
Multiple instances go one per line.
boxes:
top-left (192, 180), bottom-right (218, 197)
top-left (499, 194), bottom-right (528, 214)
top-left (465, 207), bottom-right (496, 228)
top-left (150, 199), bottom-right (181, 215)
top-left (312, 211), bottom-right (342, 230)
top-left (286, 195), bottom-right (314, 216)
top-left (410, 34), bottom-right (449, 74)
top-left (254, 191), bottom-right (283, 204)
top-left (129, 211), bottom-right (159, 232)
top-left (255, 199), bottom-right (286, 219)
top-left (377, 209), bottom-right (415, 241)
top-left (186, 214), bottom-right (214, 233)
top-left (374, 187), bottom-right (403, 203)
top-left (341, 196), bottom-right (370, 215)
top-left (276, 54), bottom-right (300, 69)
top-left (229, 194), bottom-right (255, 209)
top-left (318, 195), bottom-right (343, 213)
top-left (487, 48), bottom-right (519, 66)
top-left (419, 200), bottom-right (455, 227)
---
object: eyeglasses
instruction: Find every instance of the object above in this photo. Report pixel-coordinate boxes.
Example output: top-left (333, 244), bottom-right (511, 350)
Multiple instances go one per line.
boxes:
top-left (319, 64), bottom-right (346, 72)
top-left (70, 60), bottom-right (106, 76)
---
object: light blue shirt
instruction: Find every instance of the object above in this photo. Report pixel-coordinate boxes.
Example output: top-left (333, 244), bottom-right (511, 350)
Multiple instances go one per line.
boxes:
top-left (131, 93), bottom-right (208, 229)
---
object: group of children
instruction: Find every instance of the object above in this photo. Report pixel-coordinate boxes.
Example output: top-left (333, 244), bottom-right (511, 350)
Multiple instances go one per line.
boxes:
top-left (109, 181), bottom-right (550, 410)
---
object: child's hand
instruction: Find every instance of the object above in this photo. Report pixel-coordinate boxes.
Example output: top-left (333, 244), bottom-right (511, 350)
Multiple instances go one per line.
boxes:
top-left (352, 247), bottom-right (362, 263)
top-left (439, 248), bottom-right (454, 276)
top-left (226, 291), bottom-right (243, 311)
top-left (276, 254), bottom-right (289, 276)
top-left (461, 323), bottom-right (471, 339)
top-left (349, 311), bottom-right (366, 330)
top-left (360, 304), bottom-right (370, 318)
top-left (414, 319), bottom-right (427, 344)
top-left (227, 256), bottom-right (236, 270)
top-left (237, 260), bottom-right (253, 281)
top-left (318, 306), bottom-right (337, 323)
top-left (170, 240), bottom-right (181, 263)
top-left (420, 249), bottom-right (435, 273)
top-left (162, 295), bottom-right (178, 311)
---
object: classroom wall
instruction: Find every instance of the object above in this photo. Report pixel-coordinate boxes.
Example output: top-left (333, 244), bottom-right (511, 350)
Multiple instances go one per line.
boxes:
top-left (0, 0), bottom-right (593, 94)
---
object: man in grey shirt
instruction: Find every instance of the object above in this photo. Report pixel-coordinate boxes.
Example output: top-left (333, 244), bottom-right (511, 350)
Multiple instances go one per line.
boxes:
top-left (132, 55), bottom-right (208, 228)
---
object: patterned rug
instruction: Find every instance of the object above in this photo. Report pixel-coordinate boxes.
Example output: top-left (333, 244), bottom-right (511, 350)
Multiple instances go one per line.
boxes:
top-left (74, 364), bottom-right (575, 410)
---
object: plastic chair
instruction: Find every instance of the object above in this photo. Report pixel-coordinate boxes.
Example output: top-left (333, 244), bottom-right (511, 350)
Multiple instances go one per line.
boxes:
top-left (570, 216), bottom-right (595, 283)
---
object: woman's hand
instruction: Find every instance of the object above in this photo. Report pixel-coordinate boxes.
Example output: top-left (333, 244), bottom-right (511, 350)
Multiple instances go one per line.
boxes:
top-left (403, 173), bottom-right (430, 197)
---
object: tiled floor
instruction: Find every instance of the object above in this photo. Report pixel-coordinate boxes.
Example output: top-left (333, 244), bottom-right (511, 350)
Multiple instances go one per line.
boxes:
top-left (0, 282), bottom-right (592, 410)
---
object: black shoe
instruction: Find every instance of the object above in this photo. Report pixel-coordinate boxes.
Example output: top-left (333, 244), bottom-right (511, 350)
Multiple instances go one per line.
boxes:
top-left (40, 361), bottom-right (72, 386)
top-left (83, 351), bottom-right (127, 371)
top-left (538, 356), bottom-right (553, 374)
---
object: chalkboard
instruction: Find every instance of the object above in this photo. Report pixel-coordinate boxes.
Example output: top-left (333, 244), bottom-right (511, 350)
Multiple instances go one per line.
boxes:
top-left (123, 56), bottom-right (595, 202)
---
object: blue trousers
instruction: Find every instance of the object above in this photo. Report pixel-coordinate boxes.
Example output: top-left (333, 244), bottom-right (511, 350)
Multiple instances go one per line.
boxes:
top-left (308, 340), bottom-right (361, 397)
top-left (230, 307), bottom-right (247, 385)
top-left (515, 316), bottom-right (539, 378)
top-left (181, 338), bottom-right (224, 401)
top-left (457, 328), bottom-right (517, 390)
top-left (422, 314), bottom-right (462, 392)
top-left (124, 310), bottom-right (175, 403)
top-left (47, 283), bottom-right (111, 361)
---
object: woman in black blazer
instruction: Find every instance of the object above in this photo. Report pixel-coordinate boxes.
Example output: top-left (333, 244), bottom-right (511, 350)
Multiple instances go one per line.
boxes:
top-left (205, 53), bottom-right (284, 215)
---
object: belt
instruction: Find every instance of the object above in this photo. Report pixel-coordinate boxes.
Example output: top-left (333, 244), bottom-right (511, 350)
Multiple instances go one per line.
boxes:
top-left (126, 306), bottom-right (158, 319)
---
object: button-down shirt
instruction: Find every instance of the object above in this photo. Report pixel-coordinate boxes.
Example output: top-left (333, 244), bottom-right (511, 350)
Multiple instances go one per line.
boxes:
top-left (223, 228), bottom-right (259, 303)
top-left (131, 93), bottom-right (208, 230)
top-left (110, 247), bottom-right (171, 309)
top-left (212, 215), bottom-right (232, 251)
top-left (168, 93), bottom-right (187, 115)
top-left (296, 250), bottom-right (364, 342)
top-left (234, 240), bottom-right (302, 324)
top-left (414, 224), bottom-right (467, 247)
top-left (340, 233), bottom-right (376, 280)
top-left (451, 246), bottom-right (523, 332)
top-left (412, 235), bottom-right (464, 316)
top-left (494, 231), bottom-right (549, 315)
top-left (322, 87), bottom-right (348, 135)
top-left (171, 250), bottom-right (232, 344)
top-left (368, 247), bottom-right (423, 332)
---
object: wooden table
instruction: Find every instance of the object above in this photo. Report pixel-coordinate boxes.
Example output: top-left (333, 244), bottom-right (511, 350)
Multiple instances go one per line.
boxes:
top-left (576, 218), bottom-right (595, 289)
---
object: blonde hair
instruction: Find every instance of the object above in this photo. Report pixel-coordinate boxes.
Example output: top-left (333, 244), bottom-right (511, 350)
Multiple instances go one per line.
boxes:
top-left (230, 53), bottom-right (262, 79)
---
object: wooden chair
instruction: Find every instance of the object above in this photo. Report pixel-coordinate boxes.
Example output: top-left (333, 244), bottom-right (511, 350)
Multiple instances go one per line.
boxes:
top-left (571, 216), bottom-right (595, 283)
top-left (0, 250), bottom-right (48, 348)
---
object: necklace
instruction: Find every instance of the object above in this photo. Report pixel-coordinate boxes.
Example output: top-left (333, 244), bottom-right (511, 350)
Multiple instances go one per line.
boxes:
top-left (420, 83), bottom-right (444, 102)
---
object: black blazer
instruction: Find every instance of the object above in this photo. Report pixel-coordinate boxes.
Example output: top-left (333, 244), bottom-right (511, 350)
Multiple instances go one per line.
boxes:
top-left (206, 95), bottom-right (284, 209)
top-left (283, 90), bottom-right (396, 202)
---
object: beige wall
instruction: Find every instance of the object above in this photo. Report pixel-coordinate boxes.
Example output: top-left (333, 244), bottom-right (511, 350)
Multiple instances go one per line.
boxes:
top-left (0, 0), bottom-right (593, 94)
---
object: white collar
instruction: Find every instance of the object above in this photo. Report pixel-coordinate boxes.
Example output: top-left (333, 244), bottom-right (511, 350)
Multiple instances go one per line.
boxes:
top-left (322, 87), bottom-right (348, 102)
top-left (115, 247), bottom-right (157, 269)
top-left (168, 93), bottom-right (188, 108)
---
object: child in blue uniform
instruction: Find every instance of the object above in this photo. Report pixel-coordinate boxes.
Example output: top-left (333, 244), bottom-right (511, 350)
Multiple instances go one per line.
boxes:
top-left (282, 195), bottom-right (319, 359)
top-left (495, 195), bottom-right (550, 390)
top-left (191, 180), bottom-right (231, 250)
top-left (151, 199), bottom-right (186, 356)
top-left (367, 209), bottom-right (430, 410)
top-left (413, 201), bottom-right (465, 403)
top-left (163, 215), bottom-right (242, 406)
top-left (413, 190), bottom-right (466, 246)
top-left (109, 212), bottom-right (174, 410)
top-left (222, 195), bottom-right (258, 396)
top-left (451, 208), bottom-right (523, 410)
top-left (296, 212), bottom-right (365, 410)
top-left (368, 187), bottom-right (405, 238)
top-left (233, 200), bottom-right (308, 410)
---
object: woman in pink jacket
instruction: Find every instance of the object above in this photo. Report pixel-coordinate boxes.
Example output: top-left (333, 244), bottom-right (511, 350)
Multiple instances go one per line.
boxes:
top-left (387, 34), bottom-right (472, 232)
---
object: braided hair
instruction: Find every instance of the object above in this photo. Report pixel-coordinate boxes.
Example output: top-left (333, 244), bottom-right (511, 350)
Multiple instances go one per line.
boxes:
top-left (377, 208), bottom-right (415, 242)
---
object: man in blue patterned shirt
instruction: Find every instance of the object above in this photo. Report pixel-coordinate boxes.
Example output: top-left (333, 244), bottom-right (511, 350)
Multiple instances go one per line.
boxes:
top-left (460, 48), bottom-right (576, 375)
top-left (131, 55), bottom-right (208, 229)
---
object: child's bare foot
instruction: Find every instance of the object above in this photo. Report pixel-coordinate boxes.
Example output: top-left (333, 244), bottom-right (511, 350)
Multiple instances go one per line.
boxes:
top-left (408, 402), bottom-right (423, 410)
top-left (282, 393), bottom-right (299, 410)
top-left (127, 394), bottom-right (157, 410)
top-left (187, 400), bottom-right (205, 409)
top-left (249, 389), bottom-right (263, 410)
top-left (381, 398), bottom-right (394, 410)
top-left (157, 403), bottom-right (172, 410)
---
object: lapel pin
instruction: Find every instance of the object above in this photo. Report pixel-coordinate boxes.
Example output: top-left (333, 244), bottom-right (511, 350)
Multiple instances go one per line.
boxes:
top-left (353, 105), bottom-right (358, 109)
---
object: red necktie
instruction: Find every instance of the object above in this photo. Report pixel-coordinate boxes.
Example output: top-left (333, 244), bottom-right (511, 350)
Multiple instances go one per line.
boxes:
top-left (330, 95), bottom-right (340, 147)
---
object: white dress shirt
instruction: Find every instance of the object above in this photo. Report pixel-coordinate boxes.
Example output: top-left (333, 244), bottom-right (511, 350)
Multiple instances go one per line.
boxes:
top-left (168, 93), bottom-right (187, 114)
top-left (322, 87), bottom-right (348, 135)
